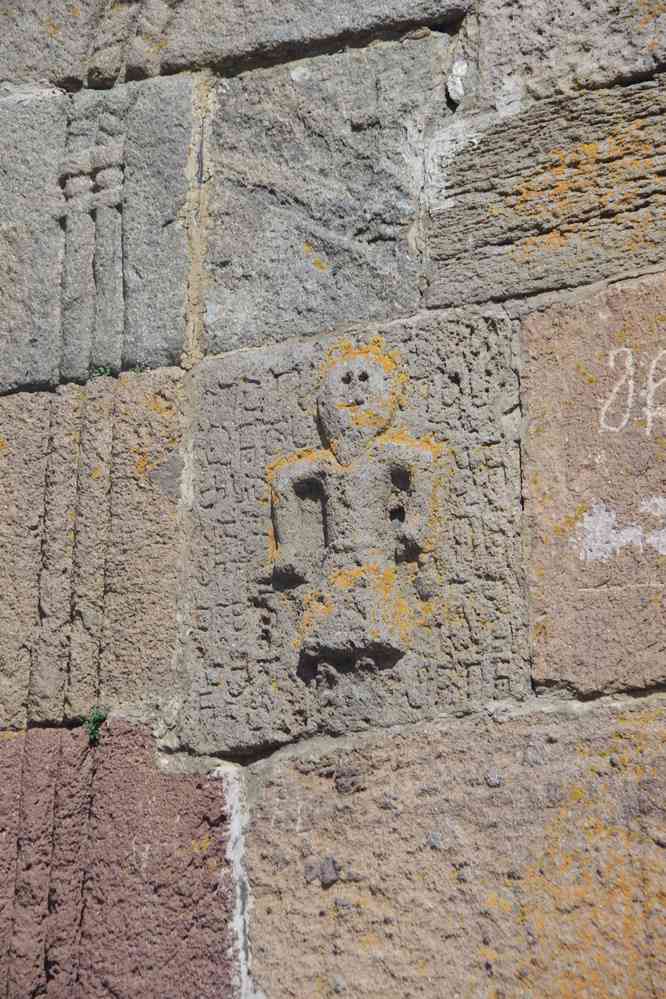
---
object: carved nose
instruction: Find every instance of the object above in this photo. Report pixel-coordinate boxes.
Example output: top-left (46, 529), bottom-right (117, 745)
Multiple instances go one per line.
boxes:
top-left (354, 394), bottom-right (364, 405)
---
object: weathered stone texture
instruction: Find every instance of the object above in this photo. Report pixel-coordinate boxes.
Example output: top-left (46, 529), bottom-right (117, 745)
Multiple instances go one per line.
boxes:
top-left (0, 395), bottom-right (49, 730)
top-left (180, 312), bottom-right (528, 756)
top-left (474, 1), bottom-right (666, 109)
top-left (0, 87), bottom-right (66, 392)
top-left (4, 1), bottom-right (664, 110)
top-left (0, 369), bottom-right (187, 729)
top-left (245, 699), bottom-right (666, 999)
top-left (524, 272), bottom-right (666, 697)
top-left (0, 75), bottom-right (194, 394)
top-left (0, 722), bottom-right (233, 999)
top-left (204, 29), bottom-right (453, 352)
top-left (426, 76), bottom-right (666, 308)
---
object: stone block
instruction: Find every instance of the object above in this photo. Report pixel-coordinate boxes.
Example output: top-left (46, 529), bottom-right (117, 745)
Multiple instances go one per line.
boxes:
top-left (87, 1), bottom-right (470, 83)
top-left (523, 273), bottom-right (666, 696)
top-left (472, 0), bottom-right (666, 111)
top-left (203, 29), bottom-right (455, 352)
top-left (179, 311), bottom-right (528, 756)
top-left (0, 2), bottom-right (100, 87)
top-left (0, 86), bottom-right (67, 393)
top-left (0, 75), bottom-right (195, 393)
top-left (0, 369), bottom-right (187, 729)
top-left (0, 723), bottom-right (233, 999)
top-left (244, 699), bottom-right (666, 999)
top-left (426, 77), bottom-right (666, 308)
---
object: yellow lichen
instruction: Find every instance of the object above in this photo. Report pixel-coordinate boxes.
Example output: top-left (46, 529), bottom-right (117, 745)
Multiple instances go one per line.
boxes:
top-left (552, 502), bottom-right (589, 538)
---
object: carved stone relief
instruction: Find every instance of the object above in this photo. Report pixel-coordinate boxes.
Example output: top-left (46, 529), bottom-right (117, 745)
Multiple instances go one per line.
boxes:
top-left (179, 313), bottom-right (529, 756)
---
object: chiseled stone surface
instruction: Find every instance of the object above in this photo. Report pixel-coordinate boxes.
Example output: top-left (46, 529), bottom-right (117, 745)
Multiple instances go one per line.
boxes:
top-left (244, 698), bottom-right (666, 999)
top-left (426, 76), bottom-right (666, 309)
top-left (474, 0), bottom-right (666, 109)
top-left (0, 86), bottom-right (67, 393)
top-left (4, 1), bottom-right (664, 111)
top-left (523, 272), bottom-right (666, 697)
top-left (0, 369), bottom-right (187, 729)
top-left (203, 29), bottom-right (454, 353)
top-left (179, 311), bottom-right (528, 756)
top-left (0, 722), bottom-right (233, 999)
top-left (0, 75), bottom-right (195, 394)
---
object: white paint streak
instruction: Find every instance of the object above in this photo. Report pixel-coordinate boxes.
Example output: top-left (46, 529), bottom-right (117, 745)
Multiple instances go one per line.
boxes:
top-left (576, 504), bottom-right (643, 561)
top-left (446, 57), bottom-right (468, 105)
top-left (647, 527), bottom-right (666, 555)
top-left (213, 765), bottom-right (266, 999)
top-left (495, 75), bottom-right (525, 117)
top-left (640, 496), bottom-right (666, 518)
top-left (575, 498), bottom-right (666, 560)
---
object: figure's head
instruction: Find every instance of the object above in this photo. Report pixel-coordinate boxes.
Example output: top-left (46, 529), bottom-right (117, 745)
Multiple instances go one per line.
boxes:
top-left (318, 348), bottom-right (398, 464)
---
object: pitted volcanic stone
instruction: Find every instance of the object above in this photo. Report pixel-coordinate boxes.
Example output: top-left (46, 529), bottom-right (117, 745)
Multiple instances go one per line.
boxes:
top-left (178, 311), bottom-right (528, 755)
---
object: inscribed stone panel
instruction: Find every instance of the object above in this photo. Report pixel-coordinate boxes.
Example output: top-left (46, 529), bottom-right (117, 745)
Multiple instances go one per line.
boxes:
top-left (523, 273), bottom-right (666, 696)
top-left (179, 312), bottom-right (528, 756)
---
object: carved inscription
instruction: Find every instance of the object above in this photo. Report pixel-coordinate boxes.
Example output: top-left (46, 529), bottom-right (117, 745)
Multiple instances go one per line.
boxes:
top-left (182, 317), bottom-right (528, 755)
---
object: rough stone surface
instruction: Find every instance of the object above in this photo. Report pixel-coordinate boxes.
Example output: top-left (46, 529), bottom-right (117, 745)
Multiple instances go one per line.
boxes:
top-left (473, 1), bottom-right (666, 110)
top-left (5, 2), bottom-right (664, 109)
top-left (426, 76), bottom-right (666, 309)
top-left (0, 369), bottom-right (187, 728)
top-left (0, 86), bottom-right (66, 392)
top-left (244, 699), bottom-right (666, 999)
top-left (179, 311), bottom-right (528, 756)
top-left (524, 272), bottom-right (666, 697)
top-left (0, 75), bottom-right (194, 393)
top-left (0, 2), bottom-right (100, 88)
top-left (204, 29), bottom-right (455, 352)
top-left (0, 722), bottom-right (233, 999)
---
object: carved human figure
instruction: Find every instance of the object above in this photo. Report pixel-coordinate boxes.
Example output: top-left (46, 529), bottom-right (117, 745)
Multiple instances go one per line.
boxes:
top-left (269, 343), bottom-right (441, 668)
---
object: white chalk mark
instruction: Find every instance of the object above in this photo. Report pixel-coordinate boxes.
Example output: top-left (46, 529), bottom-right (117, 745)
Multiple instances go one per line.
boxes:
top-left (576, 504), bottom-right (643, 561)
top-left (640, 496), bottom-right (666, 518)
top-left (599, 347), bottom-right (635, 433)
top-left (646, 348), bottom-right (666, 437)
top-left (574, 497), bottom-right (666, 560)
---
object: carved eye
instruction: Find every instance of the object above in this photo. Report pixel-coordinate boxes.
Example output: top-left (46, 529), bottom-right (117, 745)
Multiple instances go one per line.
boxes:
top-left (359, 371), bottom-right (369, 382)
top-left (342, 372), bottom-right (352, 385)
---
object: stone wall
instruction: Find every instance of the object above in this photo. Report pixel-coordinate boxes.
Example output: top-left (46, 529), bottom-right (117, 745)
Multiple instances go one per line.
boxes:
top-left (1, 3), bottom-right (665, 997)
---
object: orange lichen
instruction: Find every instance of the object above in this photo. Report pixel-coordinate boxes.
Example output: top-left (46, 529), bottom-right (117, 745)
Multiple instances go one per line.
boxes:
top-left (294, 590), bottom-right (334, 649)
top-left (636, 0), bottom-right (666, 28)
top-left (321, 336), bottom-right (400, 377)
top-left (375, 428), bottom-right (446, 460)
top-left (514, 726), bottom-right (663, 997)
top-left (267, 523), bottom-right (278, 562)
top-left (266, 448), bottom-right (333, 490)
top-left (0, 436), bottom-right (8, 454)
